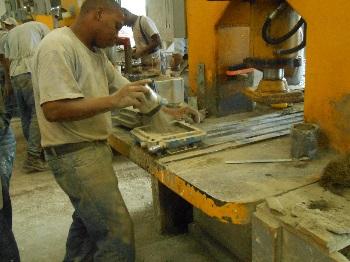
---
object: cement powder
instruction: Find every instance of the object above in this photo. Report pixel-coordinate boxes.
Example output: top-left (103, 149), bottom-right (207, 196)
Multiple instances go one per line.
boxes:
top-left (320, 154), bottom-right (350, 195)
top-left (148, 109), bottom-right (180, 134)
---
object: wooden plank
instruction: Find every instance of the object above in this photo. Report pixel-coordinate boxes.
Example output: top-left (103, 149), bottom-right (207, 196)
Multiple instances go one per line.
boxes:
top-left (256, 184), bottom-right (350, 253)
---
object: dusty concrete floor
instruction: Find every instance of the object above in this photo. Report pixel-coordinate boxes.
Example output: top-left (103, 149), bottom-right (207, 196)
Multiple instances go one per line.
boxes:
top-left (9, 120), bottom-right (214, 262)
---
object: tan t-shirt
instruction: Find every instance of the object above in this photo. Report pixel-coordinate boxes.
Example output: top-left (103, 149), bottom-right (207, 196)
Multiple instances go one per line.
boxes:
top-left (133, 16), bottom-right (161, 65)
top-left (32, 27), bottom-right (129, 147)
top-left (5, 21), bottom-right (50, 76)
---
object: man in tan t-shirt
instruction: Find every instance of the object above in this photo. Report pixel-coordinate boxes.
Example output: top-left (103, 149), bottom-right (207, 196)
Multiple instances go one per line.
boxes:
top-left (32, 0), bottom-right (149, 261)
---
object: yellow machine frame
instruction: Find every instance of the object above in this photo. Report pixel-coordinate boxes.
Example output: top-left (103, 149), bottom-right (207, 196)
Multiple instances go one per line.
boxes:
top-left (187, 0), bottom-right (350, 153)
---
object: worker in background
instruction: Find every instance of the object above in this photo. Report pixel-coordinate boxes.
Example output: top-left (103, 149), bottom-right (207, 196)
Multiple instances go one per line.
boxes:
top-left (4, 20), bottom-right (50, 173)
top-left (170, 38), bottom-right (188, 71)
top-left (1, 17), bottom-right (17, 31)
top-left (122, 8), bottom-right (162, 66)
top-left (32, 0), bottom-right (149, 260)
top-left (0, 18), bottom-right (18, 121)
top-left (0, 60), bottom-right (20, 262)
top-left (0, 17), bottom-right (18, 186)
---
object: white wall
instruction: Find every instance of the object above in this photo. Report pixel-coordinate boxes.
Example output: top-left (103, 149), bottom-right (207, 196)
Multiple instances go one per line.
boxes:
top-left (121, 0), bottom-right (146, 16)
top-left (120, 0), bottom-right (146, 46)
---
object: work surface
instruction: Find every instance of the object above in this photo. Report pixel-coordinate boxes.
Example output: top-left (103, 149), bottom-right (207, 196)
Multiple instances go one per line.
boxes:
top-left (256, 183), bottom-right (350, 255)
top-left (109, 109), bottom-right (335, 224)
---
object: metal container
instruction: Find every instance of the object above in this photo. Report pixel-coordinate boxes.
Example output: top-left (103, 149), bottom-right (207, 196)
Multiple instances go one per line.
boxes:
top-left (138, 84), bottom-right (168, 115)
top-left (291, 123), bottom-right (319, 159)
top-left (154, 78), bottom-right (185, 106)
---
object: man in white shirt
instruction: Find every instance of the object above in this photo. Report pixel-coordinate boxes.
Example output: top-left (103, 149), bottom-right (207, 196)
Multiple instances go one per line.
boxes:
top-left (122, 8), bottom-right (162, 66)
top-left (5, 21), bottom-right (50, 173)
top-left (32, 0), bottom-right (149, 260)
top-left (0, 18), bottom-right (17, 188)
top-left (171, 38), bottom-right (188, 71)
top-left (0, 17), bottom-right (17, 116)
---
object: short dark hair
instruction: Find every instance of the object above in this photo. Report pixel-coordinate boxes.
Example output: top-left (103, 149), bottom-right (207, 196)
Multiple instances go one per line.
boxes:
top-left (80, 0), bottom-right (121, 14)
top-left (121, 8), bottom-right (133, 16)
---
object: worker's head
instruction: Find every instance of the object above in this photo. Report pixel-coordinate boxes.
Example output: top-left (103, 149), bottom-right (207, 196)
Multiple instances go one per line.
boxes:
top-left (2, 17), bottom-right (18, 30)
top-left (78, 0), bottom-right (124, 48)
top-left (121, 8), bottom-right (137, 27)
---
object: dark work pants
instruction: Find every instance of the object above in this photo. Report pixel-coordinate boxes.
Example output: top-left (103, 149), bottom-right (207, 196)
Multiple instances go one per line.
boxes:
top-left (0, 176), bottom-right (20, 262)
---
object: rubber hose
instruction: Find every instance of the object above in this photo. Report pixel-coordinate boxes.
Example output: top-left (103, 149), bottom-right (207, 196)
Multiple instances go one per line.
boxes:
top-left (262, 18), bottom-right (305, 45)
top-left (275, 22), bottom-right (307, 55)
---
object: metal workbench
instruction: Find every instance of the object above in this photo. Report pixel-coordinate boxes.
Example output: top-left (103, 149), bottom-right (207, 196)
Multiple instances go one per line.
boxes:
top-left (108, 110), bottom-right (334, 233)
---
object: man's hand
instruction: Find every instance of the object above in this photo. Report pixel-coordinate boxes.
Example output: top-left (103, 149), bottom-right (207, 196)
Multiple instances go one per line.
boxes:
top-left (111, 79), bottom-right (151, 109)
top-left (162, 106), bottom-right (202, 124)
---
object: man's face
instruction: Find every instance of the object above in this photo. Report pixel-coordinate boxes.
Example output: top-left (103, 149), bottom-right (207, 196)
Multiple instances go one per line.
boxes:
top-left (94, 8), bottom-right (124, 48)
top-left (123, 12), bottom-right (133, 27)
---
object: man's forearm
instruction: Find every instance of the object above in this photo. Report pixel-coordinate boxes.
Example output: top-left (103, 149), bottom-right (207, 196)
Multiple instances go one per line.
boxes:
top-left (144, 42), bottom-right (159, 55)
top-left (42, 96), bottom-right (116, 122)
top-left (42, 80), bottom-right (150, 123)
top-left (140, 34), bottom-right (161, 57)
top-left (0, 56), bottom-right (11, 88)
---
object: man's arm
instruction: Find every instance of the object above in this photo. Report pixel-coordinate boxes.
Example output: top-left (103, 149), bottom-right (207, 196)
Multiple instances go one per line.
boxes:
top-left (0, 55), bottom-right (12, 97)
top-left (42, 80), bottom-right (149, 122)
top-left (133, 34), bottom-right (161, 59)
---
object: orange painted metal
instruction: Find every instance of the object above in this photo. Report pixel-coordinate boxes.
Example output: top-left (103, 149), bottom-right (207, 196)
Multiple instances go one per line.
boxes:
top-left (153, 170), bottom-right (250, 224)
top-left (188, 0), bottom-right (350, 152)
top-left (287, 0), bottom-right (350, 153)
top-left (108, 133), bottom-right (251, 224)
top-left (187, 0), bottom-right (229, 97)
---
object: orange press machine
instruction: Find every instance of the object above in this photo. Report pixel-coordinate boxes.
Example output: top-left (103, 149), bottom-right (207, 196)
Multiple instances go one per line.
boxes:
top-left (188, 0), bottom-right (350, 153)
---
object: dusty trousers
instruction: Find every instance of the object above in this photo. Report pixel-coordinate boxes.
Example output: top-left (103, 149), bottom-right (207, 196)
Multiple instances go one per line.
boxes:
top-left (0, 127), bottom-right (16, 186)
top-left (45, 141), bottom-right (135, 262)
top-left (11, 73), bottom-right (42, 158)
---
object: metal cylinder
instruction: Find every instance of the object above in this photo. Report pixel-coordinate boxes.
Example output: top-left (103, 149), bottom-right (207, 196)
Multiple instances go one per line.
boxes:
top-left (250, 0), bottom-right (301, 59)
top-left (138, 85), bottom-right (168, 114)
top-left (263, 68), bottom-right (284, 80)
top-left (291, 123), bottom-right (319, 159)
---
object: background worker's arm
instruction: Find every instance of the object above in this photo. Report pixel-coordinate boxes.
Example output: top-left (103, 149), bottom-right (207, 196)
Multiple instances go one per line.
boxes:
top-left (133, 34), bottom-right (161, 59)
top-left (42, 80), bottom-right (149, 122)
top-left (0, 55), bottom-right (12, 97)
